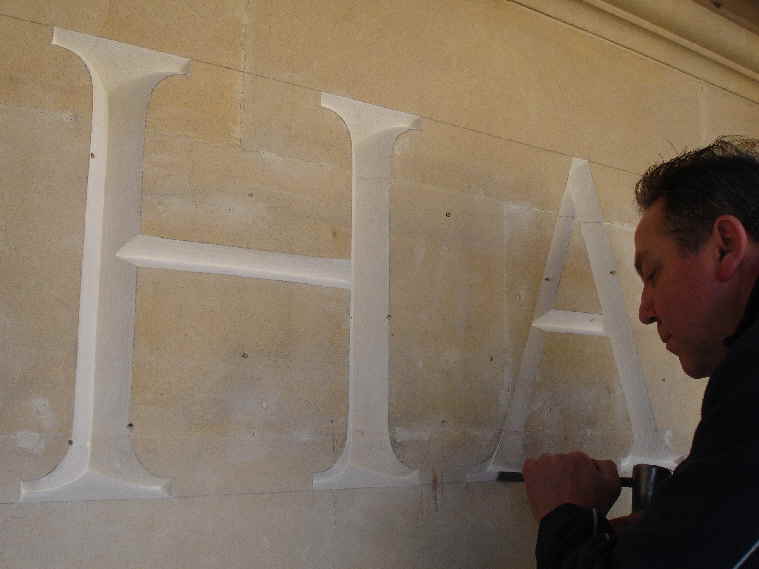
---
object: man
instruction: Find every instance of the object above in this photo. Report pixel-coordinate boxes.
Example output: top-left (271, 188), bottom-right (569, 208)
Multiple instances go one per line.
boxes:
top-left (523, 137), bottom-right (759, 568)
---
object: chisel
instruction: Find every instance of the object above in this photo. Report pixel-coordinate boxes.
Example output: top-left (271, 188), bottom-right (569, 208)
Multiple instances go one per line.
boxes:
top-left (497, 464), bottom-right (672, 512)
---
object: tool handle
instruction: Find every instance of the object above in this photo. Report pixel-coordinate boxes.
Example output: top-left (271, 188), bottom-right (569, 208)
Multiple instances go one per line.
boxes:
top-left (496, 471), bottom-right (525, 483)
top-left (497, 471), bottom-right (634, 487)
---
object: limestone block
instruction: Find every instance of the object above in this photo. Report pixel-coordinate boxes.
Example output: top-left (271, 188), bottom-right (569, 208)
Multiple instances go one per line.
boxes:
top-left (0, 485), bottom-right (534, 568)
top-left (141, 131), bottom-right (194, 199)
top-left (133, 430), bottom-right (341, 496)
top-left (552, 220), bottom-right (603, 315)
top-left (147, 62), bottom-right (241, 146)
top-left (496, 207), bottom-right (558, 421)
top-left (0, 0), bottom-right (48, 21)
top-left (0, 0), bottom-right (108, 35)
top-left (0, 102), bottom-right (88, 462)
top-left (525, 333), bottom-right (632, 460)
top-left (242, 75), bottom-right (352, 170)
top-left (248, 0), bottom-right (702, 173)
top-left (393, 119), bottom-right (570, 212)
top-left (0, 501), bottom-right (88, 569)
top-left (329, 484), bottom-right (534, 568)
top-left (131, 271), bottom-right (348, 489)
top-left (0, 433), bottom-right (69, 503)
top-left (0, 345), bottom-right (73, 437)
top-left (389, 184), bottom-right (507, 475)
top-left (590, 164), bottom-right (641, 227)
top-left (30, 491), bottom-right (333, 569)
top-left (700, 85), bottom-right (759, 142)
top-left (100, 0), bottom-right (247, 69)
top-left (0, 16), bottom-right (91, 115)
top-left (518, 0), bottom-right (759, 104)
top-left (141, 134), bottom-right (351, 258)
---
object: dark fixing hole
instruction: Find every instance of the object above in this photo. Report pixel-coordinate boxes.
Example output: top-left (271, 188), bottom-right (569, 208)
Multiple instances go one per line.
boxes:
top-left (444, 211), bottom-right (452, 218)
top-left (241, 352), bottom-right (249, 359)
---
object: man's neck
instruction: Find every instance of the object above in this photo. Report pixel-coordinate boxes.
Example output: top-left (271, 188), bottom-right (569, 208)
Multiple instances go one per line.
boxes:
top-left (725, 248), bottom-right (759, 345)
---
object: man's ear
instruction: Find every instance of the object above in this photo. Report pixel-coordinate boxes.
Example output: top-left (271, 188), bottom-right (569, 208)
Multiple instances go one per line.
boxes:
top-left (712, 215), bottom-right (748, 281)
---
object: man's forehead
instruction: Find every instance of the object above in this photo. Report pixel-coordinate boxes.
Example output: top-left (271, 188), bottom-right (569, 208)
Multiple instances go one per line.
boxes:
top-left (633, 205), bottom-right (664, 275)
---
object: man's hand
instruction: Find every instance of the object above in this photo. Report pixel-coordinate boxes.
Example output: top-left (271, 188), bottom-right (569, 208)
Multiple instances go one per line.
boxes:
top-left (522, 451), bottom-right (621, 520)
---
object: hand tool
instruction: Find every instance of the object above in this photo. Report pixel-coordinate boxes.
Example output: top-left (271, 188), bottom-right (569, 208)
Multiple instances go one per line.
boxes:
top-left (497, 463), bottom-right (672, 513)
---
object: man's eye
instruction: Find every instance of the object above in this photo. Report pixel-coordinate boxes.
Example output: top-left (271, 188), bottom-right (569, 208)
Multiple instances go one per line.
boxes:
top-left (646, 269), bottom-right (657, 283)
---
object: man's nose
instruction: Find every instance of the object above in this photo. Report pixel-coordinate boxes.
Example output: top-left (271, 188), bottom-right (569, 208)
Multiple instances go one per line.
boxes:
top-left (638, 287), bottom-right (656, 324)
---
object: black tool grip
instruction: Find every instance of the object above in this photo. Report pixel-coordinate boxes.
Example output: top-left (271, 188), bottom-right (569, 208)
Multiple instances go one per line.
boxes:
top-left (497, 471), bottom-right (634, 487)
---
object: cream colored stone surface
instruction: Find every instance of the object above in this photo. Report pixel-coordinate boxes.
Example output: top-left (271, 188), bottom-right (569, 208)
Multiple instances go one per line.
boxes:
top-left (394, 119), bottom-right (571, 212)
top-left (389, 184), bottom-right (508, 476)
top-left (552, 220), bottom-right (603, 315)
top-left (700, 85), bottom-right (759, 142)
top-left (133, 430), bottom-right (341, 496)
top-left (515, 0), bottom-right (759, 103)
top-left (330, 483), bottom-right (535, 569)
top-left (242, 75), bottom-right (351, 170)
top-left (0, 434), bottom-right (69, 503)
top-left (0, 0), bottom-right (246, 70)
top-left (0, 500), bottom-right (88, 569)
top-left (0, 16), bottom-right (91, 116)
top-left (249, 0), bottom-right (703, 173)
top-left (591, 164), bottom-right (641, 227)
top-left (141, 133), bottom-right (351, 257)
top-left (595, 0), bottom-right (759, 77)
top-left (131, 270), bottom-right (348, 491)
top-left (1, 0), bottom-right (756, 567)
top-left (147, 62), bottom-right (241, 146)
top-left (525, 333), bottom-right (632, 459)
top-left (0, 101), bottom-right (88, 495)
top-left (0, 0), bottom-right (109, 35)
top-left (0, 484), bottom-right (534, 568)
top-left (101, 0), bottom-right (247, 70)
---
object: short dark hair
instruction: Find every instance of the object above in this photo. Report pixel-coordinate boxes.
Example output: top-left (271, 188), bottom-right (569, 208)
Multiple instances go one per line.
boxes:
top-left (635, 136), bottom-right (759, 251)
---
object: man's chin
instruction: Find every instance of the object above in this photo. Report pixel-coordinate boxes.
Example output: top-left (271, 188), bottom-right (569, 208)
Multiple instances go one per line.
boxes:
top-left (680, 356), bottom-right (713, 379)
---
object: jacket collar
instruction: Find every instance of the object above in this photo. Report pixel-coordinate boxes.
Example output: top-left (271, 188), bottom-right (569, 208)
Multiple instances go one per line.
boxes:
top-left (724, 275), bottom-right (759, 347)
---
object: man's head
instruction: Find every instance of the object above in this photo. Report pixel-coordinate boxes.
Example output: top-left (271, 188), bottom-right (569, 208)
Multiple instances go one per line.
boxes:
top-left (634, 137), bottom-right (759, 378)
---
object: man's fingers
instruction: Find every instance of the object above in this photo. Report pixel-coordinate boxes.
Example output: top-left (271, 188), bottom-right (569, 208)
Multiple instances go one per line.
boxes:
top-left (595, 459), bottom-right (620, 481)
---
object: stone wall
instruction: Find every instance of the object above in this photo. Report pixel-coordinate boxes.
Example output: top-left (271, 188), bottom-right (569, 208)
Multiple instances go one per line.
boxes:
top-left (1, 1), bottom-right (758, 567)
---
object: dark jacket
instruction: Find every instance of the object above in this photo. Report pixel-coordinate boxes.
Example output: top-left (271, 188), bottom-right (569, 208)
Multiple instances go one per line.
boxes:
top-left (536, 283), bottom-right (759, 569)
